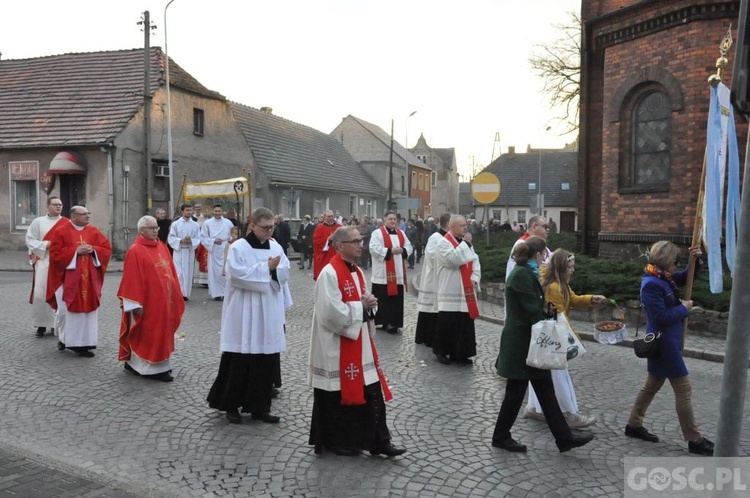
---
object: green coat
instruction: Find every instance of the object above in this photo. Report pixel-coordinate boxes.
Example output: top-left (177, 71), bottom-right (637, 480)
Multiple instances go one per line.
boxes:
top-left (495, 262), bottom-right (550, 380)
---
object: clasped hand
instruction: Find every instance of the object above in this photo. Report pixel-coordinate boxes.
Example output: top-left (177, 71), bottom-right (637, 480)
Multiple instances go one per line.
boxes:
top-left (76, 243), bottom-right (94, 255)
top-left (268, 255), bottom-right (281, 270)
top-left (361, 291), bottom-right (378, 310)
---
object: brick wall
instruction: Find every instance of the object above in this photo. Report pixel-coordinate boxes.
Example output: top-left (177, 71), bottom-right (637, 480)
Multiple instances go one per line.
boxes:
top-left (580, 0), bottom-right (744, 256)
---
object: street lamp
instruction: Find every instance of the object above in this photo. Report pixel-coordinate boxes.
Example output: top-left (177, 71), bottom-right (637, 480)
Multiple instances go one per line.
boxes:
top-left (537, 126), bottom-right (552, 215)
top-left (164, 0), bottom-right (177, 217)
top-left (405, 110), bottom-right (417, 149)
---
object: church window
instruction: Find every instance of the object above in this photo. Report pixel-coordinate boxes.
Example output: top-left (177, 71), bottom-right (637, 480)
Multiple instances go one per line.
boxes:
top-left (632, 91), bottom-right (671, 185)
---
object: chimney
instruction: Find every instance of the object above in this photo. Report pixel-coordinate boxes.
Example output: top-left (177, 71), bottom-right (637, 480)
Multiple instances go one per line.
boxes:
top-left (508, 146), bottom-right (515, 155)
top-left (260, 106), bottom-right (273, 114)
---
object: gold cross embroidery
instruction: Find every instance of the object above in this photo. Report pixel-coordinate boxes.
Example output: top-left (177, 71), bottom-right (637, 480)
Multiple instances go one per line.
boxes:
top-left (386, 271), bottom-right (396, 282)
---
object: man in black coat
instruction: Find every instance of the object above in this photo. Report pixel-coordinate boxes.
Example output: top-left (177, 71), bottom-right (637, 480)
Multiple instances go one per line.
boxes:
top-left (272, 214), bottom-right (291, 256)
top-left (297, 215), bottom-right (314, 269)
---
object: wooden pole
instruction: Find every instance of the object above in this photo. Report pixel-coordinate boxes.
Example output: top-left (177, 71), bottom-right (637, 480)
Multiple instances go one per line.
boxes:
top-left (681, 152), bottom-right (706, 350)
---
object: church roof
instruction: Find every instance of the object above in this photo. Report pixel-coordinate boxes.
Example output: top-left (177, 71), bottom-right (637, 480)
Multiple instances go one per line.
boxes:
top-left (230, 104), bottom-right (385, 196)
top-left (0, 48), bottom-right (223, 148)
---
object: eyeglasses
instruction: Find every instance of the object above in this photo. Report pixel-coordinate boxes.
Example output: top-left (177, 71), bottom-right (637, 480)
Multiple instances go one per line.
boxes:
top-left (72, 211), bottom-right (91, 216)
top-left (142, 226), bottom-right (159, 230)
top-left (256, 225), bottom-right (274, 231)
top-left (49, 203), bottom-right (63, 207)
top-left (341, 239), bottom-right (364, 245)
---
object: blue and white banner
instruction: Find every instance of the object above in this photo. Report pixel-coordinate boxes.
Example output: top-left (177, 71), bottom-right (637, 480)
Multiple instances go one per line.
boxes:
top-left (703, 83), bottom-right (741, 293)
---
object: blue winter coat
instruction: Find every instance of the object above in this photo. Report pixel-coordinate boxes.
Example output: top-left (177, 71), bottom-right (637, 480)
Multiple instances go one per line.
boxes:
top-left (640, 269), bottom-right (690, 378)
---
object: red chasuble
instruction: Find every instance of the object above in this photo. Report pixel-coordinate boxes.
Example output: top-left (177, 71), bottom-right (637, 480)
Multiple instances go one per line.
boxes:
top-left (46, 221), bottom-right (112, 312)
top-left (117, 236), bottom-right (185, 363)
top-left (196, 244), bottom-right (209, 273)
top-left (330, 255), bottom-right (393, 405)
top-left (445, 233), bottom-right (479, 319)
top-left (379, 226), bottom-right (408, 296)
top-left (312, 222), bottom-right (341, 280)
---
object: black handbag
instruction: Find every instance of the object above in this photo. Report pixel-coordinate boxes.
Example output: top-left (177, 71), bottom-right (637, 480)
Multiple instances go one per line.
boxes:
top-left (633, 332), bottom-right (661, 358)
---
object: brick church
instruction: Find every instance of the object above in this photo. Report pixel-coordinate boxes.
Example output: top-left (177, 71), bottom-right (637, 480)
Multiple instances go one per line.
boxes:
top-left (579, 0), bottom-right (744, 257)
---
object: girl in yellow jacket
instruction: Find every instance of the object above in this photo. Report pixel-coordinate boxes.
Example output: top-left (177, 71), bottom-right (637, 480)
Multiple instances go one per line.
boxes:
top-left (523, 249), bottom-right (607, 428)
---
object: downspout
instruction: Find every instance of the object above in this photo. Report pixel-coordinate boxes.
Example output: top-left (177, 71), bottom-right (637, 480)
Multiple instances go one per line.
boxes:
top-left (106, 146), bottom-right (115, 246)
top-left (123, 163), bottom-right (131, 247)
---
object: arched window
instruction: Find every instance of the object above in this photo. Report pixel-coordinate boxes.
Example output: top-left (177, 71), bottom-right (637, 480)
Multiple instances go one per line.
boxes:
top-left (632, 91), bottom-right (671, 185)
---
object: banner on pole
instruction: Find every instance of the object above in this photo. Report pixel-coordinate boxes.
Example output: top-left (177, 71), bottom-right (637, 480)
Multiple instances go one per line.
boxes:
top-left (703, 83), bottom-right (741, 293)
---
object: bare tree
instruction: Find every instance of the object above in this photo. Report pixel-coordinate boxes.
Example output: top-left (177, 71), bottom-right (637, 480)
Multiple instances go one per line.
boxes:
top-left (529, 12), bottom-right (581, 133)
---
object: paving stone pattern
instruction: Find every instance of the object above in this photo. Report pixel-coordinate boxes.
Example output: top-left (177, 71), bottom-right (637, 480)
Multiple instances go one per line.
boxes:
top-left (0, 254), bottom-right (748, 497)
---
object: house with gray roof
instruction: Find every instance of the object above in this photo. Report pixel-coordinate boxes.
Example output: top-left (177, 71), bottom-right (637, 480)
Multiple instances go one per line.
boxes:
top-left (331, 115), bottom-right (432, 219)
top-left (230, 104), bottom-right (385, 221)
top-left (478, 146), bottom-right (578, 232)
top-left (0, 47), bottom-right (253, 254)
top-left (409, 133), bottom-right (460, 215)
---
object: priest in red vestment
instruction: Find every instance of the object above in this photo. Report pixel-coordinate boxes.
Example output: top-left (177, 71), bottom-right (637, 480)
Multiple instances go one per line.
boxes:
top-left (117, 215), bottom-right (185, 382)
top-left (46, 206), bottom-right (112, 357)
top-left (312, 210), bottom-right (341, 280)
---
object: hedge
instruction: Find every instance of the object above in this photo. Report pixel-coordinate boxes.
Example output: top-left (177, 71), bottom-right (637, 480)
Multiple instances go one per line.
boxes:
top-left (472, 233), bottom-right (731, 312)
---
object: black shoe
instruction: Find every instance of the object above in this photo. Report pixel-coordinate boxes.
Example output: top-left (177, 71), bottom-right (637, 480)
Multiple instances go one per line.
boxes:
top-left (455, 358), bottom-right (473, 365)
top-left (326, 446), bottom-right (360, 456)
top-left (146, 372), bottom-right (173, 382)
top-left (558, 434), bottom-right (594, 453)
top-left (225, 409), bottom-right (242, 424)
top-left (271, 388), bottom-right (280, 399)
top-left (688, 437), bottom-right (715, 456)
top-left (214, 296), bottom-right (223, 301)
top-left (386, 327), bottom-right (400, 334)
top-left (123, 362), bottom-right (141, 376)
top-left (492, 437), bottom-right (527, 453)
top-left (183, 296), bottom-right (189, 302)
top-left (298, 265), bottom-right (305, 269)
top-left (252, 412), bottom-right (280, 424)
top-left (36, 327), bottom-right (46, 337)
top-left (57, 341), bottom-right (65, 351)
top-left (435, 354), bottom-right (451, 365)
top-left (625, 424), bottom-right (659, 443)
top-left (370, 442), bottom-right (406, 457)
top-left (77, 349), bottom-right (95, 358)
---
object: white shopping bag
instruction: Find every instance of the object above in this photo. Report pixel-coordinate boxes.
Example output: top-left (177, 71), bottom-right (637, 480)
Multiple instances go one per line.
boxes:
top-left (526, 318), bottom-right (569, 370)
top-left (557, 312), bottom-right (586, 361)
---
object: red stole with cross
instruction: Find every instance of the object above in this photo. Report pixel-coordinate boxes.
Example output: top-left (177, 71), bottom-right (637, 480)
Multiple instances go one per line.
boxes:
top-left (330, 255), bottom-right (393, 405)
top-left (445, 233), bottom-right (479, 319)
top-left (379, 226), bottom-right (407, 296)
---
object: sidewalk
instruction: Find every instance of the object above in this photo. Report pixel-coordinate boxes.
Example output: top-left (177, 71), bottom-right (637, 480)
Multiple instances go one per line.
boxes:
top-left (4, 248), bottom-right (729, 364)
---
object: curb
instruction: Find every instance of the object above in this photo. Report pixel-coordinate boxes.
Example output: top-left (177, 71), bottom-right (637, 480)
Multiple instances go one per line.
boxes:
top-left (477, 315), bottom-right (728, 365)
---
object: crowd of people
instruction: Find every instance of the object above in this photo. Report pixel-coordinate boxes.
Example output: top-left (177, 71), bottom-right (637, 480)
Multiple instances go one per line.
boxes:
top-left (24, 200), bottom-right (713, 459)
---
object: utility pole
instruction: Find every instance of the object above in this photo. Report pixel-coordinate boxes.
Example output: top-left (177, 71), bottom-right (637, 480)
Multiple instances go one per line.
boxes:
top-left (491, 132), bottom-right (501, 162)
top-left (388, 119), bottom-right (394, 212)
top-left (140, 11), bottom-right (155, 214)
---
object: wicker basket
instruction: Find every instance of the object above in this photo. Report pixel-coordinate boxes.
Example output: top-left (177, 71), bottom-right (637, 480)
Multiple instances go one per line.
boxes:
top-left (593, 304), bottom-right (628, 344)
top-left (593, 321), bottom-right (627, 344)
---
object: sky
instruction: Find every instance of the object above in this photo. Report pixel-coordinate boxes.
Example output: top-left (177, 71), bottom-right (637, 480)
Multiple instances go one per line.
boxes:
top-left (1, 0), bottom-right (580, 180)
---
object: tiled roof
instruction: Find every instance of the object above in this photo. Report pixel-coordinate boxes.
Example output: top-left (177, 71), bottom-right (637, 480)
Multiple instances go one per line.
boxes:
top-left (433, 148), bottom-right (455, 170)
top-left (482, 150), bottom-right (578, 207)
top-left (348, 115), bottom-right (433, 170)
top-left (230, 104), bottom-right (386, 196)
top-left (0, 48), bottom-right (223, 148)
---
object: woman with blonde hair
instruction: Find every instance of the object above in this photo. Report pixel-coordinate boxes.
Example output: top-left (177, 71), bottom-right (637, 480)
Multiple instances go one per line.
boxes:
top-left (492, 237), bottom-right (593, 453)
top-left (523, 249), bottom-right (606, 428)
top-left (624, 241), bottom-right (713, 455)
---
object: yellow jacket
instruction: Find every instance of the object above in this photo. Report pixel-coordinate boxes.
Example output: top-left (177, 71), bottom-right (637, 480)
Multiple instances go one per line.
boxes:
top-left (544, 281), bottom-right (593, 337)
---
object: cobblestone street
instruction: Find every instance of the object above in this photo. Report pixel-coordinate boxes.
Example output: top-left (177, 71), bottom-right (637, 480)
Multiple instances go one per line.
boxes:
top-left (1, 259), bottom-right (748, 497)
